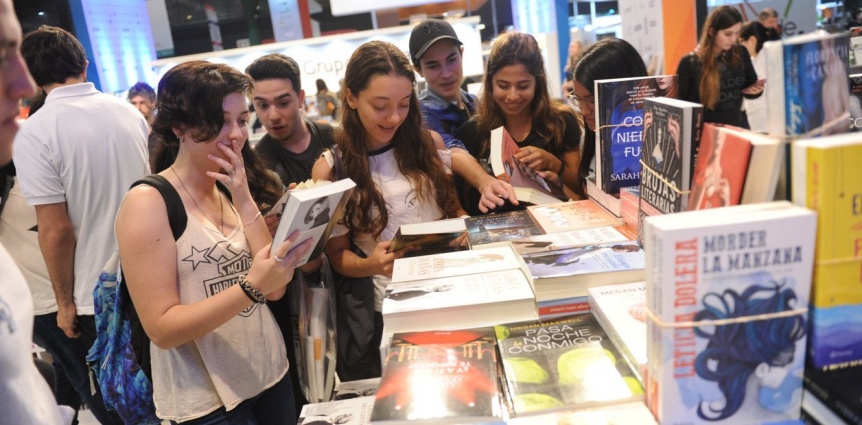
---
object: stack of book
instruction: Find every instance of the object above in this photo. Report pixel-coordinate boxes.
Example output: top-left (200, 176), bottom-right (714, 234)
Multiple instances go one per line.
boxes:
top-left (588, 281), bottom-right (647, 384)
top-left (643, 201), bottom-right (817, 424)
top-left (619, 187), bottom-right (640, 232)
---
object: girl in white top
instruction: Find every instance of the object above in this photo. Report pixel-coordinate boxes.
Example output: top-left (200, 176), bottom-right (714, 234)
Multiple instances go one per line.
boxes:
top-left (312, 41), bottom-right (466, 373)
top-left (115, 61), bottom-right (312, 424)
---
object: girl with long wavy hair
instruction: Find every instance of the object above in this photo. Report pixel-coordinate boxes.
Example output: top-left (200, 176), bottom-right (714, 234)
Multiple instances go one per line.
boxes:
top-left (677, 5), bottom-right (763, 128)
top-left (312, 41), bottom-right (464, 374)
top-left (456, 31), bottom-right (581, 213)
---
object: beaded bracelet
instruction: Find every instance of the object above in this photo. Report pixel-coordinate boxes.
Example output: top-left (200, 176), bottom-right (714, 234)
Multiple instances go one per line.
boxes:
top-left (238, 275), bottom-right (266, 304)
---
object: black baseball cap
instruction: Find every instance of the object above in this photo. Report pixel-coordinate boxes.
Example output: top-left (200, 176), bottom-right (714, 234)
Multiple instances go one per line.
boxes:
top-left (409, 19), bottom-right (463, 61)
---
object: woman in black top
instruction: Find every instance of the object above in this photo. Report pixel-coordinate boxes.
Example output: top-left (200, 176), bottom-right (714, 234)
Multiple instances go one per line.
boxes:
top-left (456, 32), bottom-right (581, 215)
top-left (570, 38), bottom-right (649, 198)
top-left (677, 5), bottom-right (763, 128)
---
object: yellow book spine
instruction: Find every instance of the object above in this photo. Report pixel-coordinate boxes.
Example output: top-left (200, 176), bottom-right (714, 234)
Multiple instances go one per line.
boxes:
top-left (808, 144), bottom-right (862, 307)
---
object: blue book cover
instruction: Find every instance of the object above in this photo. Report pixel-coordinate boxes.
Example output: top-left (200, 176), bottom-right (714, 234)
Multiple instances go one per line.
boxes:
top-left (808, 303), bottom-right (862, 369)
top-left (783, 33), bottom-right (850, 136)
top-left (595, 75), bottom-right (678, 194)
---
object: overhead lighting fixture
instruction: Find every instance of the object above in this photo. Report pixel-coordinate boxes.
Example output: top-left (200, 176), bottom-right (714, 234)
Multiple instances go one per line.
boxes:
top-left (37, 11), bottom-right (45, 16)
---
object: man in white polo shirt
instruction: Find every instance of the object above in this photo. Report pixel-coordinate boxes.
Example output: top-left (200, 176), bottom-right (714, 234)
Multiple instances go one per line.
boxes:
top-left (13, 26), bottom-right (148, 364)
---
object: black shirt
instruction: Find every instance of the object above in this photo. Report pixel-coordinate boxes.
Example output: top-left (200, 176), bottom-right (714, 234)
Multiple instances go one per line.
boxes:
top-left (677, 45), bottom-right (760, 128)
top-left (455, 112), bottom-right (581, 216)
top-left (254, 121), bottom-right (335, 186)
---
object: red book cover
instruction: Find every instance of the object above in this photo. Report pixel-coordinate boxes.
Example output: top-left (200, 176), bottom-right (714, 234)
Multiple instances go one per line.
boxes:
top-left (687, 124), bottom-right (752, 211)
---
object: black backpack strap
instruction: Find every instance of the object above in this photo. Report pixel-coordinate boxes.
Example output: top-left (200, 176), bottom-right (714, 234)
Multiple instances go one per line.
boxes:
top-left (309, 121), bottom-right (335, 149)
top-left (131, 174), bottom-right (187, 240)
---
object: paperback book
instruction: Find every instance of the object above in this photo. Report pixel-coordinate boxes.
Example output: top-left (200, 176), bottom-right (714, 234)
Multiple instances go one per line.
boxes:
top-left (489, 126), bottom-right (568, 202)
top-left (388, 217), bottom-right (466, 257)
top-left (382, 269), bottom-right (537, 335)
top-left (332, 378), bottom-right (380, 401)
top-left (642, 202), bottom-right (817, 424)
top-left (851, 73), bottom-right (862, 131)
top-left (269, 178), bottom-right (356, 265)
top-left (594, 75), bottom-right (678, 194)
top-left (764, 31), bottom-right (850, 137)
top-left (465, 210), bottom-right (543, 247)
top-left (792, 133), bottom-right (862, 368)
top-left (494, 313), bottom-right (643, 417)
top-left (586, 177), bottom-right (622, 218)
top-left (587, 281), bottom-right (647, 384)
top-left (639, 97), bottom-right (703, 216)
top-left (520, 241), bottom-right (645, 302)
top-left (508, 225), bottom-right (634, 255)
top-left (803, 365), bottom-right (862, 425)
top-left (527, 200), bottom-right (623, 235)
top-left (298, 395), bottom-right (375, 425)
top-left (371, 328), bottom-right (504, 424)
top-left (390, 245), bottom-right (521, 284)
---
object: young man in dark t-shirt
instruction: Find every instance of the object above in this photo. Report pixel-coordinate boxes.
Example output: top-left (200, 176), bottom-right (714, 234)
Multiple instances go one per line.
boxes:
top-left (246, 53), bottom-right (332, 415)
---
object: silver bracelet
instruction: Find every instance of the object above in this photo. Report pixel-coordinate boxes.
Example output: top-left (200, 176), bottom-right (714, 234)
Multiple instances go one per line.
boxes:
top-left (238, 275), bottom-right (266, 304)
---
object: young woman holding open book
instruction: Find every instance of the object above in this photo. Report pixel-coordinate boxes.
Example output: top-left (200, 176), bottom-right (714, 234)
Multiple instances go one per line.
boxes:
top-left (677, 5), bottom-right (763, 129)
top-left (570, 37), bottom-right (649, 200)
top-left (116, 61), bottom-right (312, 424)
top-left (456, 31), bottom-right (582, 212)
top-left (311, 41), bottom-right (464, 378)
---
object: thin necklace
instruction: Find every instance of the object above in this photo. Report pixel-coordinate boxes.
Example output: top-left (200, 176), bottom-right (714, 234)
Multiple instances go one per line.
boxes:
top-left (170, 166), bottom-right (224, 233)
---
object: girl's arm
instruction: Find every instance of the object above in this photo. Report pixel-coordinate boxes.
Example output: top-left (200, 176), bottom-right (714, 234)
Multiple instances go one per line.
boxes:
top-left (117, 186), bottom-right (312, 350)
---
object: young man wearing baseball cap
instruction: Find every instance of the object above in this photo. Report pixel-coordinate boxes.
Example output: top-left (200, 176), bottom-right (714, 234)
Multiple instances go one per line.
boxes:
top-left (410, 19), bottom-right (516, 214)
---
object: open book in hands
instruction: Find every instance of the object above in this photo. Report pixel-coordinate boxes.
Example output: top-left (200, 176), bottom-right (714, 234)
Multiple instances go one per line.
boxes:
top-left (489, 126), bottom-right (568, 202)
top-left (268, 178), bottom-right (356, 266)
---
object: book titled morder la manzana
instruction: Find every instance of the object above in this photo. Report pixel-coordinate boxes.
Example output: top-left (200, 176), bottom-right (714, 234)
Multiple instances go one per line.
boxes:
top-left (370, 328), bottom-right (504, 424)
top-left (269, 178), bottom-right (355, 266)
top-left (642, 201), bottom-right (816, 425)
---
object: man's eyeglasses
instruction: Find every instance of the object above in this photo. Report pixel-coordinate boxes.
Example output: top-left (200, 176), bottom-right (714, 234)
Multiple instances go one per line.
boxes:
top-left (567, 93), bottom-right (595, 109)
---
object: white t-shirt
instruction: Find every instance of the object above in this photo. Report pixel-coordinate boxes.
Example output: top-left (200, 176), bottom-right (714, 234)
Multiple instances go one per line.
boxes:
top-left (0, 243), bottom-right (66, 424)
top-left (13, 83), bottom-right (150, 315)
top-left (0, 180), bottom-right (56, 315)
top-left (744, 53), bottom-right (767, 133)
top-left (325, 147), bottom-right (451, 311)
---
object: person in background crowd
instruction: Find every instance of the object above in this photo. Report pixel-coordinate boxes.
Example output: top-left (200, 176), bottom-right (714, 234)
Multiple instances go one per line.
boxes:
top-left (0, 1), bottom-right (72, 421)
top-left (561, 39), bottom-right (584, 97)
top-left (128, 81), bottom-right (159, 154)
top-left (117, 60), bottom-right (312, 423)
top-left (739, 20), bottom-right (768, 132)
top-left (315, 78), bottom-right (340, 120)
top-left (571, 37), bottom-right (649, 198)
top-left (312, 40), bottom-right (465, 379)
top-left (677, 6), bottom-right (763, 129)
top-left (758, 7), bottom-right (782, 41)
top-left (246, 54), bottom-right (333, 413)
top-left (409, 18), bottom-right (517, 214)
top-left (13, 25), bottom-right (149, 422)
top-left (456, 31), bottom-right (581, 213)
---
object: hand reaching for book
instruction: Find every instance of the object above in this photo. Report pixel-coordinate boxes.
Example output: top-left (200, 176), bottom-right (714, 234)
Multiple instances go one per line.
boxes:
top-left (478, 178), bottom-right (518, 213)
top-left (368, 240), bottom-right (406, 278)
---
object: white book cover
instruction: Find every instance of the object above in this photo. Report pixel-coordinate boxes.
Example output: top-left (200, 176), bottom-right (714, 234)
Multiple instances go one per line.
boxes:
top-left (509, 225), bottom-right (633, 255)
top-left (332, 378), bottom-right (380, 401)
top-left (298, 395), bottom-right (375, 425)
top-left (390, 245), bottom-right (520, 284)
top-left (269, 178), bottom-right (355, 266)
top-left (588, 281), bottom-right (647, 382)
top-left (643, 202), bottom-right (816, 425)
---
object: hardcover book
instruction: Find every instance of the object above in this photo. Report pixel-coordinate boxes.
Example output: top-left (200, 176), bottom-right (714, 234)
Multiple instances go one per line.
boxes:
top-left (390, 245), bottom-right (521, 284)
top-left (298, 395), bottom-right (375, 425)
top-left (520, 241), bottom-right (645, 301)
top-left (792, 133), bottom-right (862, 368)
top-left (269, 178), bottom-right (356, 265)
top-left (388, 217), bottom-right (466, 257)
top-left (764, 31), bottom-right (850, 137)
top-left (382, 269), bottom-right (537, 335)
top-left (508, 225), bottom-right (634, 255)
top-left (465, 210), bottom-right (543, 247)
top-left (639, 97), bottom-right (703, 216)
top-left (642, 202), bottom-right (817, 425)
top-left (527, 200), bottom-right (623, 235)
top-left (494, 314), bottom-right (643, 417)
top-left (371, 328), bottom-right (504, 424)
top-left (587, 281), bottom-right (648, 384)
top-left (594, 75), bottom-right (679, 194)
top-left (489, 126), bottom-right (568, 202)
